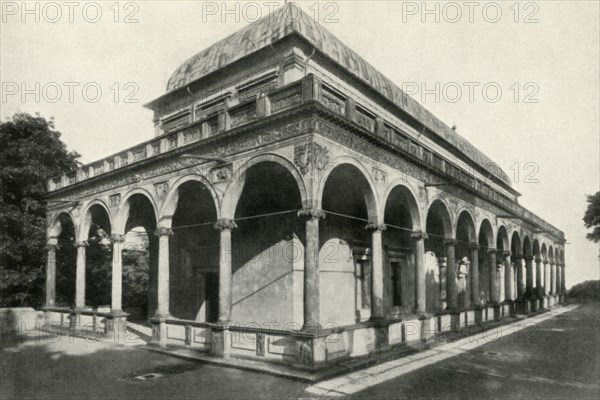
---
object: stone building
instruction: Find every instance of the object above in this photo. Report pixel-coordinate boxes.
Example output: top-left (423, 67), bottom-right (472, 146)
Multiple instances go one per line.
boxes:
top-left (44, 4), bottom-right (566, 369)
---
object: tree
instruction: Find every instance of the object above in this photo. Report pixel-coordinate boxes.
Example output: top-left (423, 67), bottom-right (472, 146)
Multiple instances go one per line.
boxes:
top-left (0, 113), bottom-right (80, 308)
top-left (583, 191), bottom-right (600, 243)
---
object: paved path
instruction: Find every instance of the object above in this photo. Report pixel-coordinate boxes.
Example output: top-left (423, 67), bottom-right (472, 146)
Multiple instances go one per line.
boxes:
top-left (1, 304), bottom-right (598, 400)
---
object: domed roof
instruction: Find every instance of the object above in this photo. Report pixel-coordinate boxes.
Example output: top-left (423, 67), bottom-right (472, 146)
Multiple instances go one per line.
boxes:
top-left (166, 3), bottom-right (513, 188)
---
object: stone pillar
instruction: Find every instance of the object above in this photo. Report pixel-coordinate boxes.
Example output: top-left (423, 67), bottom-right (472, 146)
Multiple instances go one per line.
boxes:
top-left (525, 255), bottom-right (533, 298)
top-left (503, 251), bottom-right (512, 301)
top-left (45, 237), bottom-right (59, 308)
top-left (543, 261), bottom-right (550, 295)
top-left (535, 257), bottom-right (543, 297)
top-left (154, 227), bottom-right (173, 319)
top-left (555, 263), bottom-right (561, 297)
top-left (514, 254), bottom-right (524, 299)
top-left (110, 234), bottom-right (125, 312)
top-left (214, 219), bottom-right (237, 324)
top-left (298, 209), bottom-right (325, 330)
top-left (469, 242), bottom-right (480, 306)
top-left (560, 263), bottom-right (567, 294)
top-left (74, 241), bottom-right (88, 309)
top-left (366, 223), bottom-right (386, 320)
top-left (550, 262), bottom-right (555, 295)
top-left (487, 248), bottom-right (498, 303)
top-left (412, 231), bottom-right (428, 314)
top-left (444, 239), bottom-right (458, 310)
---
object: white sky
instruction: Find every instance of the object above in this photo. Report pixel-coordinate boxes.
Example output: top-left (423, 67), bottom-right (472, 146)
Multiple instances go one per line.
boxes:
top-left (1, 1), bottom-right (599, 287)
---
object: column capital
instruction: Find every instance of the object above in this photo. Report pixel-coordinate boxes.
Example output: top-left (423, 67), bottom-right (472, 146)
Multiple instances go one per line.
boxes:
top-left (411, 231), bottom-right (428, 241)
top-left (535, 257), bottom-right (543, 263)
top-left (443, 238), bottom-right (457, 246)
top-left (486, 246), bottom-right (497, 254)
top-left (46, 237), bottom-right (59, 250)
top-left (74, 241), bottom-right (88, 248)
top-left (154, 226), bottom-right (174, 237)
top-left (524, 255), bottom-right (534, 262)
top-left (365, 222), bottom-right (387, 232)
top-left (297, 208), bottom-right (326, 220)
top-left (110, 234), bottom-right (126, 243)
top-left (512, 253), bottom-right (523, 261)
top-left (502, 250), bottom-right (512, 257)
top-left (469, 242), bottom-right (480, 251)
top-left (214, 219), bottom-right (237, 231)
top-left (543, 259), bottom-right (549, 265)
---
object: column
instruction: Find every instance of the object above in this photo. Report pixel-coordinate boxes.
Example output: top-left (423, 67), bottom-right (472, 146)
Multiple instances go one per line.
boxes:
top-left (543, 260), bottom-right (550, 295)
top-left (214, 219), bottom-right (237, 324)
top-left (525, 255), bottom-right (533, 298)
top-left (514, 254), bottom-right (524, 299)
top-left (74, 241), bottom-right (88, 309)
top-left (45, 238), bottom-right (59, 308)
top-left (535, 257), bottom-right (543, 297)
top-left (469, 243), bottom-right (480, 306)
top-left (487, 247), bottom-right (498, 303)
top-left (550, 262), bottom-right (555, 295)
top-left (412, 231), bottom-right (427, 314)
top-left (154, 227), bottom-right (173, 319)
top-left (503, 251), bottom-right (512, 301)
top-left (298, 209), bottom-right (325, 330)
top-left (366, 223), bottom-right (386, 320)
top-left (444, 239), bottom-right (458, 310)
top-left (110, 234), bottom-right (125, 312)
top-left (560, 263), bottom-right (567, 294)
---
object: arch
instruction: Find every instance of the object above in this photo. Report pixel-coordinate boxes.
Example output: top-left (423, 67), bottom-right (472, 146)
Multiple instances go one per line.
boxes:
top-left (554, 247), bottom-right (560, 265)
top-left (115, 188), bottom-right (159, 234)
top-left (222, 154), bottom-right (308, 219)
top-left (49, 211), bottom-right (77, 238)
top-left (159, 175), bottom-right (220, 227)
top-left (548, 245), bottom-right (555, 263)
top-left (426, 199), bottom-right (454, 239)
top-left (541, 242), bottom-right (548, 262)
top-left (523, 236), bottom-right (532, 257)
top-left (382, 182), bottom-right (422, 230)
top-left (511, 231), bottom-right (522, 255)
top-left (456, 209), bottom-right (477, 242)
top-left (78, 199), bottom-right (112, 242)
top-left (478, 219), bottom-right (495, 247)
top-left (317, 156), bottom-right (380, 222)
top-left (532, 239), bottom-right (540, 258)
top-left (496, 226), bottom-right (510, 251)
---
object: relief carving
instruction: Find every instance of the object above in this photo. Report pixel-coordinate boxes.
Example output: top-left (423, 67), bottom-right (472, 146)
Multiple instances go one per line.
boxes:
top-left (294, 142), bottom-right (330, 175)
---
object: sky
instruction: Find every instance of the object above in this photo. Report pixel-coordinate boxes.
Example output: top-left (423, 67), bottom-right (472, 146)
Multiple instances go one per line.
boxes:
top-left (1, 1), bottom-right (599, 287)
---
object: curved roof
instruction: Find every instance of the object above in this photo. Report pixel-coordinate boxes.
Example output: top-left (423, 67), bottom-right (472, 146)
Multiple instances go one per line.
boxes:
top-left (166, 3), bottom-right (513, 187)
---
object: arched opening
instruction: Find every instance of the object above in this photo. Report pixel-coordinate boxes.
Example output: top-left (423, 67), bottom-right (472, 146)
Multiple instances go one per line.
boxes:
top-left (321, 163), bottom-right (376, 325)
top-left (54, 213), bottom-right (76, 307)
top-left (456, 211), bottom-right (476, 308)
top-left (425, 200), bottom-right (452, 311)
top-left (383, 185), bottom-right (418, 316)
top-left (232, 162), bottom-right (303, 325)
top-left (120, 194), bottom-right (158, 322)
top-left (478, 219), bottom-right (494, 303)
top-left (170, 181), bottom-right (219, 321)
top-left (511, 232), bottom-right (522, 300)
top-left (83, 204), bottom-right (112, 308)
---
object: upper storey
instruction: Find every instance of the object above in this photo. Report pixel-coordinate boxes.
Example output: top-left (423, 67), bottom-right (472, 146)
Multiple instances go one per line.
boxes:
top-left (163, 3), bottom-right (513, 188)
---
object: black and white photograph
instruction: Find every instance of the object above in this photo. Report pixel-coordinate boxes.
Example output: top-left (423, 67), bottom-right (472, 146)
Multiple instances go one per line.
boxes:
top-left (1, 1), bottom-right (599, 399)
